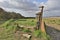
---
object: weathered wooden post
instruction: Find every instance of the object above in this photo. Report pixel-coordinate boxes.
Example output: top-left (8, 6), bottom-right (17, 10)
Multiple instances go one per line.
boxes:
top-left (36, 6), bottom-right (44, 30)
top-left (36, 6), bottom-right (46, 33)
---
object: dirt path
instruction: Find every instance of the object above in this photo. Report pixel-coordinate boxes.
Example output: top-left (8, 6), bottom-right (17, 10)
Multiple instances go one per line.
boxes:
top-left (46, 25), bottom-right (60, 40)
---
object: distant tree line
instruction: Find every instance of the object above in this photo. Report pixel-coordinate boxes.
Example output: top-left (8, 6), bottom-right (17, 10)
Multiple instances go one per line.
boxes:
top-left (24, 17), bottom-right (35, 19)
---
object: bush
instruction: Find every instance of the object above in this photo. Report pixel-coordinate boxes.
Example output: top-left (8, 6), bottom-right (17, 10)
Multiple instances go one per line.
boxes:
top-left (31, 20), bottom-right (34, 22)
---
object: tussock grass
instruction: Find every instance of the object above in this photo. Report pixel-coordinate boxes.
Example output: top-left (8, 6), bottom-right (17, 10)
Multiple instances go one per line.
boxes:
top-left (33, 30), bottom-right (50, 40)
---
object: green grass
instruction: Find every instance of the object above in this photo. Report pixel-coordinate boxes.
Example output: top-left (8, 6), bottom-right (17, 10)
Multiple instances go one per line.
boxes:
top-left (0, 18), bottom-right (60, 40)
top-left (43, 18), bottom-right (60, 25)
top-left (0, 19), bottom-right (16, 40)
top-left (22, 28), bottom-right (31, 33)
top-left (14, 18), bottom-right (60, 26)
top-left (0, 25), bottom-right (17, 40)
top-left (0, 19), bottom-right (15, 27)
top-left (33, 30), bottom-right (41, 37)
top-left (33, 30), bottom-right (50, 40)
top-left (15, 19), bottom-right (37, 26)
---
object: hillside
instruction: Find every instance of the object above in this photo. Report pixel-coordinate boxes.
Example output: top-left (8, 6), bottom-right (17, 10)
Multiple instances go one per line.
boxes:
top-left (0, 8), bottom-right (24, 20)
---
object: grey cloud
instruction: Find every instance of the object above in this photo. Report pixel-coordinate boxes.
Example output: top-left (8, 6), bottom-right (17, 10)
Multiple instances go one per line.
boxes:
top-left (42, 0), bottom-right (60, 17)
top-left (0, 1), bottom-right (17, 9)
top-left (0, 0), bottom-right (60, 17)
top-left (0, 0), bottom-right (39, 11)
top-left (15, 0), bottom-right (38, 11)
top-left (0, 0), bottom-right (39, 17)
top-left (45, 0), bottom-right (60, 11)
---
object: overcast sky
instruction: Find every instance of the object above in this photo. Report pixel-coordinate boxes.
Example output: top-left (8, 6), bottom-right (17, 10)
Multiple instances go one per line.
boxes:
top-left (0, 0), bottom-right (60, 17)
